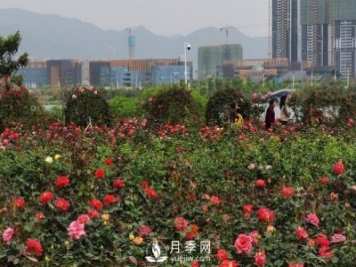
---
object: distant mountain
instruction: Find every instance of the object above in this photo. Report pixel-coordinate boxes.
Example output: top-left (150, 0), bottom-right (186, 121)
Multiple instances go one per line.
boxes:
top-left (0, 8), bottom-right (268, 69)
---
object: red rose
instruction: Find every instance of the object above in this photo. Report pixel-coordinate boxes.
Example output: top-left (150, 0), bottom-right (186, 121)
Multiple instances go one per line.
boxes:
top-left (281, 187), bottom-right (294, 198)
top-left (13, 198), bottom-right (25, 209)
top-left (216, 249), bottom-right (229, 261)
top-left (315, 232), bottom-right (330, 247)
top-left (145, 187), bottom-right (158, 199)
top-left (191, 261), bottom-right (200, 267)
top-left (39, 191), bottom-right (54, 204)
top-left (113, 178), bottom-right (125, 188)
top-left (141, 180), bottom-right (148, 188)
top-left (234, 234), bottom-right (253, 255)
top-left (319, 246), bottom-right (333, 259)
top-left (333, 160), bottom-right (345, 175)
top-left (55, 176), bottom-right (70, 188)
top-left (255, 179), bottom-right (266, 187)
top-left (26, 239), bottom-right (43, 256)
top-left (257, 207), bottom-right (275, 223)
top-left (138, 225), bottom-right (152, 237)
top-left (295, 227), bottom-right (308, 241)
top-left (55, 198), bottom-right (70, 212)
top-left (89, 198), bottom-right (103, 211)
top-left (95, 168), bottom-right (105, 179)
top-left (105, 158), bottom-right (113, 165)
top-left (103, 194), bottom-right (116, 205)
top-left (243, 204), bottom-right (253, 214)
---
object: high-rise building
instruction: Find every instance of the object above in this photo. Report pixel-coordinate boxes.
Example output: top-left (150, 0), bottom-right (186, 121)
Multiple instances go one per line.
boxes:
top-left (333, 0), bottom-right (356, 79)
top-left (272, 0), bottom-right (300, 63)
top-left (298, 0), bottom-right (356, 78)
top-left (197, 44), bottom-right (243, 80)
top-left (300, 0), bottom-right (332, 67)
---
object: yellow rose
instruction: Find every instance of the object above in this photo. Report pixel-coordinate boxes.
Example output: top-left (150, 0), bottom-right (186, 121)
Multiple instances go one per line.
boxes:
top-left (45, 156), bottom-right (53, 163)
top-left (101, 214), bottom-right (110, 221)
top-left (55, 154), bottom-right (61, 160)
top-left (129, 233), bottom-right (135, 241)
top-left (133, 236), bottom-right (143, 245)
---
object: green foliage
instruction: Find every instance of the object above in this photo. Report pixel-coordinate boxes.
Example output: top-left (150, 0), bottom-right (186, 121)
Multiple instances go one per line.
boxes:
top-left (142, 85), bottom-right (202, 126)
top-left (109, 95), bottom-right (139, 118)
top-left (64, 86), bottom-right (113, 127)
top-left (0, 31), bottom-right (28, 80)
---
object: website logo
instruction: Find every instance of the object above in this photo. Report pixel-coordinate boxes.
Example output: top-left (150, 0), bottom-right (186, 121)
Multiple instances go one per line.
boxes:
top-left (145, 241), bottom-right (168, 263)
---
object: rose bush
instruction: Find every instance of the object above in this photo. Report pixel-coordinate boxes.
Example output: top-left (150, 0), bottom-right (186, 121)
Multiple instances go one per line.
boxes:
top-left (0, 114), bottom-right (356, 266)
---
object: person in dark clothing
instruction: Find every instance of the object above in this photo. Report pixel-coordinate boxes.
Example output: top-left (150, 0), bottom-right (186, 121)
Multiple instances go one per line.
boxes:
top-left (265, 99), bottom-right (275, 131)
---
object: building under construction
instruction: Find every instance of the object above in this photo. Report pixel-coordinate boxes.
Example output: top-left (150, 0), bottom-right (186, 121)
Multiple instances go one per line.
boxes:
top-left (299, 0), bottom-right (356, 78)
top-left (272, 0), bottom-right (356, 79)
top-left (197, 44), bottom-right (243, 80)
top-left (272, 0), bottom-right (300, 63)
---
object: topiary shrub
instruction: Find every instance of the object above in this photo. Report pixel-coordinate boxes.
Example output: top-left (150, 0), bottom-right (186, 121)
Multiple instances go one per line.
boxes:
top-left (300, 86), bottom-right (343, 127)
top-left (0, 81), bottom-right (44, 130)
top-left (64, 86), bottom-right (112, 127)
top-left (205, 88), bottom-right (245, 125)
top-left (142, 85), bottom-right (202, 127)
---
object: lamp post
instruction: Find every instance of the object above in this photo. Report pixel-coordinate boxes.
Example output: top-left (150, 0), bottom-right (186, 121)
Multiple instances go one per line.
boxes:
top-left (184, 42), bottom-right (191, 88)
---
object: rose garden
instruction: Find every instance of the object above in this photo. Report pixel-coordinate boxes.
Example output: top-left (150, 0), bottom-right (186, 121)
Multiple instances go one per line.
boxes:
top-left (1, 32), bottom-right (356, 267)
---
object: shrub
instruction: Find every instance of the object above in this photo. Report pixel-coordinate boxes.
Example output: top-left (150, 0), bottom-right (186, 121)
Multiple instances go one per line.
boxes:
top-left (64, 86), bottom-right (112, 127)
top-left (0, 82), bottom-right (44, 130)
top-left (205, 88), bottom-right (262, 125)
top-left (142, 85), bottom-right (202, 127)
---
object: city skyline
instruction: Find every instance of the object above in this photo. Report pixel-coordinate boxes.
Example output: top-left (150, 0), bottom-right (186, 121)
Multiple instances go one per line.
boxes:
top-left (0, 0), bottom-right (269, 37)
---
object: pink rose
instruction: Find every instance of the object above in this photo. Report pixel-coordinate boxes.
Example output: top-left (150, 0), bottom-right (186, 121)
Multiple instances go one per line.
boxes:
top-left (331, 233), bottom-right (346, 243)
top-left (2, 227), bottom-right (14, 245)
top-left (67, 221), bottom-right (85, 239)
top-left (234, 234), bottom-right (253, 255)
top-left (305, 213), bottom-right (319, 227)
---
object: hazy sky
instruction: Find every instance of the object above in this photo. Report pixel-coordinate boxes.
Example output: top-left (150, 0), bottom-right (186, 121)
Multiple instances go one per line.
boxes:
top-left (1, 0), bottom-right (269, 37)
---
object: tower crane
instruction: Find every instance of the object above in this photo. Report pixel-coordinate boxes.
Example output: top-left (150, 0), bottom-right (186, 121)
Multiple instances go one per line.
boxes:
top-left (219, 24), bottom-right (262, 44)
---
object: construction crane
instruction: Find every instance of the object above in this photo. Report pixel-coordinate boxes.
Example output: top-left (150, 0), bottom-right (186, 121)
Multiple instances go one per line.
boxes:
top-left (219, 24), bottom-right (261, 44)
top-left (220, 25), bottom-right (233, 44)
top-left (125, 26), bottom-right (136, 59)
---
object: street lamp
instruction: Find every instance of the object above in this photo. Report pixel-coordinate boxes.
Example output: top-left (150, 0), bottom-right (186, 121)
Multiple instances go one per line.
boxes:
top-left (184, 42), bottom-right (191, 88)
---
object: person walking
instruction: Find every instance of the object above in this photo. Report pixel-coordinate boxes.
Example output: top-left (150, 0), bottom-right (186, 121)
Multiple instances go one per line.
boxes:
top-left (265, 99), bottom-right (275, 131)
top-left (279, 94), bottom-right (291, 125)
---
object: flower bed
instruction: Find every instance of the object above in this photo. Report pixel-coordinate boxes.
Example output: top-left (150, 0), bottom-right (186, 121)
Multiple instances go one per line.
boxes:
top-left (1, 120), bottom-right (356, 266)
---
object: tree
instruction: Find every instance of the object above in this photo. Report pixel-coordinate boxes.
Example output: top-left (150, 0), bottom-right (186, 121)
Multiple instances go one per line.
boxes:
top-left (0, 31), bottom-right (28, 86)
top-left (0, 31), bottom-right (42, 130)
